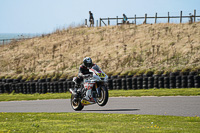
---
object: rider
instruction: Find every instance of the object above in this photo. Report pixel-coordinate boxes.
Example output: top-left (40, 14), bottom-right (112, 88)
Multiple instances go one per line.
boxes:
top-left (72, 57), bottom-right (95, 100)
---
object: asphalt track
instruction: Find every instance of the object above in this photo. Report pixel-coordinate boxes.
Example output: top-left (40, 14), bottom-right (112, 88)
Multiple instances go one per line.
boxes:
top-left (0, 96), bottom-right (200, 117)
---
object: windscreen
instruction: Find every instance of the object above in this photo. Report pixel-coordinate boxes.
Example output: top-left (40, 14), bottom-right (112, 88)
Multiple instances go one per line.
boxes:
top-left (92, 65), bottom-right (102, 73)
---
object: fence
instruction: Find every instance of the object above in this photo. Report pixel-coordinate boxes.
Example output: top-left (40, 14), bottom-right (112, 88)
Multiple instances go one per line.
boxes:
top-left (0, 38), bottom-right (32, 45)
top-left (85, 10), bottom-right (200, 27)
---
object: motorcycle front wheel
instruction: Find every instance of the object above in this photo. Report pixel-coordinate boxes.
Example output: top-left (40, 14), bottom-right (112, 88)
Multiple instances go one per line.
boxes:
top-left (97, 86), bottom-right (109, 106)
top-left (70, 95), bottom-right (84, 111)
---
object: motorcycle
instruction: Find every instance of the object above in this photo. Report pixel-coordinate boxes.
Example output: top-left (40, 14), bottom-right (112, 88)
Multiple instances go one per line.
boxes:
top-left (69, 64), bottom-right (109, 111)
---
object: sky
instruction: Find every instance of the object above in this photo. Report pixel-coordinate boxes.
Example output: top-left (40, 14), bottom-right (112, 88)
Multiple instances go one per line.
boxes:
top-left (0, 0), bottom-right (199, 34)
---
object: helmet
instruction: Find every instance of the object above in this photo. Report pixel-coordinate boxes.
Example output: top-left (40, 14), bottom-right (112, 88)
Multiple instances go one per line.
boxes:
top-left (83, 57), bottom-right (92, 68)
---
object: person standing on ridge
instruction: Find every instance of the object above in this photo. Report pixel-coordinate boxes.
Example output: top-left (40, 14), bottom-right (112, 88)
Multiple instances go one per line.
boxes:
top-left (89, 11), bottom-right (94, 27)
top-left (123, 14), bottom-right (129, 24)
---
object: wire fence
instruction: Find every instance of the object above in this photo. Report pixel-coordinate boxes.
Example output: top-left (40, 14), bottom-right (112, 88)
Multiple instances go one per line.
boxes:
top-left (0, 38), bottom-right (32, 45)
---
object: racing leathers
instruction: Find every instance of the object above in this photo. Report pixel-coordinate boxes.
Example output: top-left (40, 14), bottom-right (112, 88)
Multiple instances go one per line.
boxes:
top-left (74, 63), bottom-right (95, 86)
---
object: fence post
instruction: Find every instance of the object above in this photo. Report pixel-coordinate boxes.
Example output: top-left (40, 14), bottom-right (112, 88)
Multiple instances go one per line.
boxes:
top-left (108, 17), bottom-right (110, 26)
top-left (135, 14), bottom-right (136, 24)
top-left (180, 11), bottom-right (182, 23)
top-left (144, 14), bottom-right (147, 24)
top-left (99, 18), bottom-right (101, 27)
top-left (155, 12), bottom-right (157, 24)
top-left (168, 12), bottom-right (170, 23)
top-left (85, 19), bottom-right (87, 26)
top-left (96, 20), bottom-right (98, 27)
top-left (116, 16), bottom-right (118, 25)
top-left (194, 9), bottom-right (196, 22)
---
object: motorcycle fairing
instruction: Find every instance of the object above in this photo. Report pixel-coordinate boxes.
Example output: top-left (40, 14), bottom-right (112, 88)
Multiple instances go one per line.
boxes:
top-left (84, 82), bottom-right (95, 90)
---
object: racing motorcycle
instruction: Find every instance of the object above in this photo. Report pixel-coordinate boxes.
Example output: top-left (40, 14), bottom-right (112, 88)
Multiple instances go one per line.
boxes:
top-left (69, 64), bottom-right (109, 111)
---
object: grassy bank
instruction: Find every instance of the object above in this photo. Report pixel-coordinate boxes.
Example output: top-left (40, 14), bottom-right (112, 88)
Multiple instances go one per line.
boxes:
top-left (0, 88), bottom-right (200, 102)
top-left (0, 113), bottom-right (199, 132)
top-left (1, 22), bottom-right (200, 79)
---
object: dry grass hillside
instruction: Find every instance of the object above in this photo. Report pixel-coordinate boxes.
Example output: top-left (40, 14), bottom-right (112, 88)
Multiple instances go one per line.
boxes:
top-left (0, 22), bottom-right (200, 80)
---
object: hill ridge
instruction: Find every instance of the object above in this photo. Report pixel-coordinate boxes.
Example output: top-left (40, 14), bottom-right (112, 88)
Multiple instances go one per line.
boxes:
top-left (0, 22), bottom-right (200, 79)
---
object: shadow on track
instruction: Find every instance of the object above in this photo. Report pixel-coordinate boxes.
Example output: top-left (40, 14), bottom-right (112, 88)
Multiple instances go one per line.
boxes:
top-left (82, 109), bottom-right (140, 112)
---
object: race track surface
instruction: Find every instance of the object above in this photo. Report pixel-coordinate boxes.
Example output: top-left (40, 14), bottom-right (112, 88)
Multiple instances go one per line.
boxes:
top-left (0, 96), bottom-right (200, 117)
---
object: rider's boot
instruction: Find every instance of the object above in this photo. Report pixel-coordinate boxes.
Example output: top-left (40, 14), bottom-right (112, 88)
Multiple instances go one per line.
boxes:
top-left (71, 84), bottom-right (80, 102)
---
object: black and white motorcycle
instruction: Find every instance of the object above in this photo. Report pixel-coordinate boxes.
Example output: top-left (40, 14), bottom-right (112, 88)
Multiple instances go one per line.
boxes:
top-left (69, 64), bottom-right (109, 111)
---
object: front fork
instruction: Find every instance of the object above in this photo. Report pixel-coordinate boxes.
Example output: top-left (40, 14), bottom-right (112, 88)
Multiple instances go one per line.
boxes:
top-left (95, 83), bottom-right (101, 97)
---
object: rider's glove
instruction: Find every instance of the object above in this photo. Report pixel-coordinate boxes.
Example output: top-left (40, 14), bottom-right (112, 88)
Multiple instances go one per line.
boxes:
top-left (83, 74), bottom-right (92, 78)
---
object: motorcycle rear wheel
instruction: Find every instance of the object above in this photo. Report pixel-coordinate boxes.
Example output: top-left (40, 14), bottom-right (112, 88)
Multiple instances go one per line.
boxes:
top-left (97, 86), bottom-right (109, 106)
top-left (71, 95), bottom-right (84, 111)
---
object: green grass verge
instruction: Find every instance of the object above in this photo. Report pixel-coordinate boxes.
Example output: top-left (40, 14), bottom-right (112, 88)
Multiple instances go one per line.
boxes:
top-left (0, 88), bottom-right (200, 102)
top-left (0, 92), bottom-right (70, 102)
top-left (0, 113), bottom-right (199, 133)
top-left (109, 88), bottom-right (200, 97)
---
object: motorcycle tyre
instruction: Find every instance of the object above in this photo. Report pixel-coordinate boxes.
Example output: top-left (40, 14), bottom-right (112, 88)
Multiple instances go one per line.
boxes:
top-left (97, 86), bottom-right (109, 106)
top-left (70, 95), bottom-right (84, 111)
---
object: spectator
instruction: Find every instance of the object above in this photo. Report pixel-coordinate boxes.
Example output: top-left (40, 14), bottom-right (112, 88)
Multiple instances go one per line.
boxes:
top-left (123, 14), bottom-right (129, 24)
top-left (189, 13), bottom-right (193, 24)
top-left (89, 11), bottom-right (94, 27)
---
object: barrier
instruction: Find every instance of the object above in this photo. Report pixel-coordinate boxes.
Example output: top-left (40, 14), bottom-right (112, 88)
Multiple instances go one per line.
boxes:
top-left (0, 73), bottom-right (200, 94)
